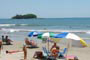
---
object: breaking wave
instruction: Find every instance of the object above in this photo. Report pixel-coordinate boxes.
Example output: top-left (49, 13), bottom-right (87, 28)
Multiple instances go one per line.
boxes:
top-left (0, 24), bottom-right (42, 27)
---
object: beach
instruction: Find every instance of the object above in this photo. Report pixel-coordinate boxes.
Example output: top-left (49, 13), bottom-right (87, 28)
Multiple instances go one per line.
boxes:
top-left (0, 40), bottom-right (90, 60)
top-left (0, 18), bottom-right (90, 60)
top-left (1, 0), bottom-right (90, 59)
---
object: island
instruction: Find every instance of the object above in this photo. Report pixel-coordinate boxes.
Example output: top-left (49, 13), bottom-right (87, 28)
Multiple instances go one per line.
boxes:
top-left (12, 14), bottom-right (37, 19)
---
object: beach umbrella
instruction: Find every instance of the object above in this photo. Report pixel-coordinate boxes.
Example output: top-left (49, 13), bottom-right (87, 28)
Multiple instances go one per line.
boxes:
top-left (28, 31), bottom-right (43, 44)
top-left (54, 32), bottom-right (87, 47)
top-left (37, 32), bottom-right (56, 39)
top-left (38, 32), bottom-right (58, 51)
top-left (54, 32), bottom-right (88, 58)
top-left (28, 31), bottom-right (42, 37)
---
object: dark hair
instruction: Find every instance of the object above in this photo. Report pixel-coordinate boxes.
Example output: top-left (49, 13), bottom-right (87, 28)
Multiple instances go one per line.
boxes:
top-left (56, 46), bottom-right (59, 50)
top-left (2, 35), bottom-right (4, 37)
top-left (6, 36), bottom-right (8, 37)
top-left (6, 50), bottom-right (8, 54)
top-left (6, 36), bottom-right (8, 39)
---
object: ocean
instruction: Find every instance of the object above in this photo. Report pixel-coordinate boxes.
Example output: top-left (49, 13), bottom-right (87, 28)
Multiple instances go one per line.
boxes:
top-left (0, 18), bottom-right (90, 30)
top-left (0, 18), bottom-right (90, 44)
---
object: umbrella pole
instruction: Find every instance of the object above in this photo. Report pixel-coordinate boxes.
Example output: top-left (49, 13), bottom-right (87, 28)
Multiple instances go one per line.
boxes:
top-left (66, 40), bottom-right (69, 60)
top-left (47, 38), bottom-right (50, 52)
top-left (69, 39), bottom-right (72, 50)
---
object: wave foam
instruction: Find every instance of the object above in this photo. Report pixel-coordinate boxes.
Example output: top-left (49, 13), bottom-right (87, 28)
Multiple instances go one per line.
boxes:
top-left (0, 24), bottom-right (15, 26)
top-left (0, 28), bottom-right (90, 33)
top-left (0, 24), bottom-right (41, 27)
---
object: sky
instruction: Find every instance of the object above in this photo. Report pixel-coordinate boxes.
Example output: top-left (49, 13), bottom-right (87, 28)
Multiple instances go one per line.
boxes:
top-left (0, 0), bottom-right (90, 18)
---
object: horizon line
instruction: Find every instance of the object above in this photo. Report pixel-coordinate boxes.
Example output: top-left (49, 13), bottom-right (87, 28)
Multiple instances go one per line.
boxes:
top-left (1, 17), bottom-right (90, 19)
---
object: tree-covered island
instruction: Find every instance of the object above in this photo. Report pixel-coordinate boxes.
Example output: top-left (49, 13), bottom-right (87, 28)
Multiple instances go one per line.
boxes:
top-left (12, 14), bottom-right (37, 19)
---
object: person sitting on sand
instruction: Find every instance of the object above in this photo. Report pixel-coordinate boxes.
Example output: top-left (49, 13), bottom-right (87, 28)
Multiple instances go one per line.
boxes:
top-left (51, 46), bottom-right (60, 58)
top-left (25, 38), bottom-right (37, 48)
top-left (50, 43), bottom-right (58, 51)
top-left (2, 35), bottom-right (5, 42)
top-left (5, 36), bottom-right (13, 45)
top-left (30, 40), bottom-right (37, 47)
top-left (0, 40), bottom-right (3, 53)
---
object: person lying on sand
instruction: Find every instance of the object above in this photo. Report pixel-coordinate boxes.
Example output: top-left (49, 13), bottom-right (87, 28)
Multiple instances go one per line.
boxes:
top-left (6, 44), bottom-right (27, 60)
top-left (6, 50), bottom-right (22, 54)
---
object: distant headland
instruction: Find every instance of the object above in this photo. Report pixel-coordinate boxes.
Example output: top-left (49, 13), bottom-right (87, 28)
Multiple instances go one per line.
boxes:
top-left (12, 14), bottom-right (37, 19)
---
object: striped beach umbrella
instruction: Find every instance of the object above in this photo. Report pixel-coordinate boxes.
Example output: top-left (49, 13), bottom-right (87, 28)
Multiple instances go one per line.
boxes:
top-left (28, 31), bottom-right (42, 37)
top-left (37, 32), bottom-right (57, 51)
top-left (54, 32), bottom-right (87, 47)
top-left (37, 32), bottom-right (56, 39)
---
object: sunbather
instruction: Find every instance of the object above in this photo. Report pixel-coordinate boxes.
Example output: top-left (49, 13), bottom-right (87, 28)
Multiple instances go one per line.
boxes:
top-left (50, 46), bottom-right (60, 58)
top-left (33, 51), bottom-right (43, 59)
top-left (50, 43), bottom-right (58, 51)
top-left (5, 36), bottom-right (13, 45)
top-left (2, 35), bottom-right (5, 42)
top-left (30, 40), bottom-right (37, 47)
top-left (25, 38), bottom-right (37, 48)
top-left (6, 44), bottom-right (27, 60)
top-left (25, 38), bottom-right (31, 45)
top-left (6, 50), bottom-right (22, 54)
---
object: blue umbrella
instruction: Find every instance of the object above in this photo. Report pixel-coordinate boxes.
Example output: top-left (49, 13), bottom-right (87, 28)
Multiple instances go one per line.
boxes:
top-left (28, 31), bottom-right (42, 37)
top-left (54, 32), bottom-right (68, 38)
top-left (53, 32), bottom-right (87, 47)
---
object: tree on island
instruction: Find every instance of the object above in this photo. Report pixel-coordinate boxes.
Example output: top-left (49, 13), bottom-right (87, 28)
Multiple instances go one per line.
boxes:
top-left (12, 14), bottom-right (37, 19)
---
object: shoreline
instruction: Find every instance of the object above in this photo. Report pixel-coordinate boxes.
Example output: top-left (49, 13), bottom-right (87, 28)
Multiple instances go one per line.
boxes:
top-left (1, 28), bottom-right (90, 33)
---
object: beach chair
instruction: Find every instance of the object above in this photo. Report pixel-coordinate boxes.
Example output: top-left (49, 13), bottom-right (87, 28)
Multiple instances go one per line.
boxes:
top-left (58, 48), bottom-right (67, 58)
top-left (42, 47), bottom-right (50, 57)
top-left (42, 47), bottom-right (58, 60)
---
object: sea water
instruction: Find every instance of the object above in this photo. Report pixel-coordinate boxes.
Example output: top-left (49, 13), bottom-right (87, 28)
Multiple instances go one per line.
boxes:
top-left (0, 18), bottom-right (90, 44)
top-left (0, 18), bottom-right (90, 30)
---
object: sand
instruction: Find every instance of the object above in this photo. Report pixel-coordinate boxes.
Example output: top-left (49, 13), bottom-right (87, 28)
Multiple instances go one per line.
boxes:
top-left (0, 41), bottom-right (90, 60)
